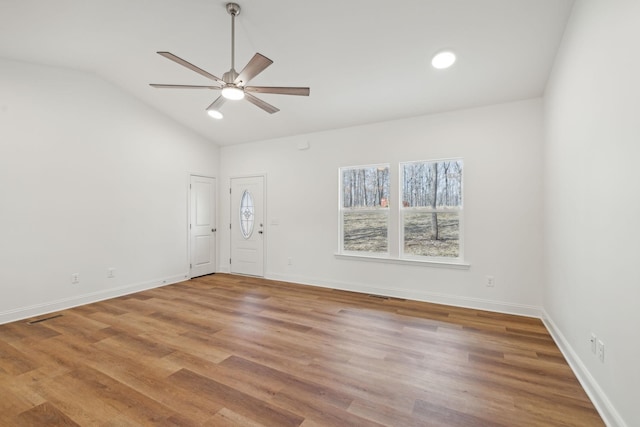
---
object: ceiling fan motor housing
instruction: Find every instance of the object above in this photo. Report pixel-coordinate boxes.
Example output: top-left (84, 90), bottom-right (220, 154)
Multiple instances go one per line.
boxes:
top-left (223, 70), bottom-right (240, 84)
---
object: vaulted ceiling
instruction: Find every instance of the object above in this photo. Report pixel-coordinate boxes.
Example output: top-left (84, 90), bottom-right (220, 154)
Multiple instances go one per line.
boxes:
top-left (0, 0), bottom-right (575, 145)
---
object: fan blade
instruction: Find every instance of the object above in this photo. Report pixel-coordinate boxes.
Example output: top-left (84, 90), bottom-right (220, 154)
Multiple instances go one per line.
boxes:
top-left (245, 86), bottom-right (310, 96)
top-left (150, 84), bottom-right (221, 89)
top-left (206, 96), bottom-right (227, 111)
top-left (245, 93), bottom-right (279, 114)
top-left (234, 53), bottom-right (273, 86)
top-left (157, 52), bottom-right (224, 84)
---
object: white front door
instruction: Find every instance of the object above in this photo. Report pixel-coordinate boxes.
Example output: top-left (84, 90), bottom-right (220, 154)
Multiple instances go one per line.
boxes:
top-left (230, 176), bottom-right (264, 277)
top-left (190, 175), bottom-right (216, 277)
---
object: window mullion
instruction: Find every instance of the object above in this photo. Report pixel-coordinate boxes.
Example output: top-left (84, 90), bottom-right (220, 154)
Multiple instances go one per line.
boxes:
top-left (388, 162), bottom-right (400, 258)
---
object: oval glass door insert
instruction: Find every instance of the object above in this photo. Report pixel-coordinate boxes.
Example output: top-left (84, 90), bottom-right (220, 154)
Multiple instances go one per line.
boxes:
top-left (239, 190), bottom-right (254, 239)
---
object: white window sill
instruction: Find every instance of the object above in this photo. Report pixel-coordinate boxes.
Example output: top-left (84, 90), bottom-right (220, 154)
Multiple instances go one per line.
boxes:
top-left (334, 253), bottom-right (470, 269)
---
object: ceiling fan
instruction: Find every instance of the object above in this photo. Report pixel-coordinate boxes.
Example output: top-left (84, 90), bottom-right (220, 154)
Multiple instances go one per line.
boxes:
top-left (150, 2), bottom-right (310, 119)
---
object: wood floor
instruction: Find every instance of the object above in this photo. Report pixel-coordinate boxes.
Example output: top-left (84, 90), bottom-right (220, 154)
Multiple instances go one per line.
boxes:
top-left (0, 274), bottom-right (603, 426)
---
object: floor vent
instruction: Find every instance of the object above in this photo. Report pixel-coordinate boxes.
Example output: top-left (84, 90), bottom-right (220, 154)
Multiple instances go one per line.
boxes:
top-left (27, 314), bottom-right (62, 325)
top-left (367, 294), bottom-right (406, 302)
top-left (367, 294), bottom-right (390, 300)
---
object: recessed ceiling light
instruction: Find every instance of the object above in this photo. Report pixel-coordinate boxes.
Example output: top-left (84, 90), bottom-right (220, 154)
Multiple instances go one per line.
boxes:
top-left (207, 109), bottom-right (223, 119)
top-left (431, 51), bottom-right (456, 69)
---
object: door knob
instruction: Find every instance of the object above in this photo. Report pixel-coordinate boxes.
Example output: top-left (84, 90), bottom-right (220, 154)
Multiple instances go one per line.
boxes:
top-left (258, 230), bottom-right (263, 234)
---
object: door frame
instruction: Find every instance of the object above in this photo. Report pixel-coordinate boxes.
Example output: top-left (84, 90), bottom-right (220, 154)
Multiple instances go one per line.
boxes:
top-left (188, 173), bottom-right (217, 278)
top-left (229, 174), bottom-right (266, 277)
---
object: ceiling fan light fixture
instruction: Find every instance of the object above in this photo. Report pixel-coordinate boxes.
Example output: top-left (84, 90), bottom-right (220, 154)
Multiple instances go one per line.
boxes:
top-left (221, 85), bottom-right (245, 100)
top-left (431, 51), bottom-right (456, 69)
top-left (207, 109), bottom-right (224, 119)
top-left (151, 2), bottom-right (309, 117)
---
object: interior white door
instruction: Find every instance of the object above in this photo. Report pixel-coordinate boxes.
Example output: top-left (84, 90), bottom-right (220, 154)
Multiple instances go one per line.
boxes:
top-left (190, 175), bottom-right (216, 277)
top-left (230, 176), bottom-right (264, 276)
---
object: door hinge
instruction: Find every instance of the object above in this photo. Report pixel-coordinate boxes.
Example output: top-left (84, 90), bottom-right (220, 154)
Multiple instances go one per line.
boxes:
top-left (190, 263), bottom-right (192, 269)
top-left (189, 224), bottom-right (192, 229)
top-left (229, 223), bottom-right (232, 229)
top-left (229, 258), bottom-right (231, 264)
top-left (229, 188), bottom-right (232, 194)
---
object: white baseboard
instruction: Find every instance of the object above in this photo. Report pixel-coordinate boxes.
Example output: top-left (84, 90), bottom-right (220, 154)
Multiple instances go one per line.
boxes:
top-left (0, 273), bottom-right (188, 326)
top-left (266, 272), bottom-right (542, 318)
top-left (542, 310), bottom-right (626, 427)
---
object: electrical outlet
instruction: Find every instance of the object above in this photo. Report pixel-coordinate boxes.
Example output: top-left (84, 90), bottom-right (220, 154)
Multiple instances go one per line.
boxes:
top-left (597, 340), bottom-right (605, 362)
top-left (107, 268), bottom-right (116, 278)
top-left (590, 333), bottom-right (597, 354)
top-left (71, 273), bottom-right (79, 284)
top-left (486, 275), bottom-right (495, 287)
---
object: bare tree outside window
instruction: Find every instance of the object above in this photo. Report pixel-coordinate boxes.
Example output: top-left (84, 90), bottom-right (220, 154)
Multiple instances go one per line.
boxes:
top-left (401, 160), bottom-right (463, 258)
top-left (340, 165), bottom-right (390, 253)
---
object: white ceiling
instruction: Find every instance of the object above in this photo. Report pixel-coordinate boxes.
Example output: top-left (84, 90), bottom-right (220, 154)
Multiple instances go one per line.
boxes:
top-left (0, 0), bottom-right (575, 145)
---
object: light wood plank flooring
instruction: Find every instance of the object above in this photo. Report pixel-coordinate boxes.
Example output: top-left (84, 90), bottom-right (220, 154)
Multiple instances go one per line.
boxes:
top-left (0, 274), bottom-right (603, 426)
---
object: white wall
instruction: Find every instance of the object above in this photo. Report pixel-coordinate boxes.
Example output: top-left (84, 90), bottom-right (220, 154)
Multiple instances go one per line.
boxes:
top-left (220, 99), bottom-right (544, 315)
top-left (543, 1), bottom-right (640, 426)
top-left (0, 58), bottom-right (219, 323)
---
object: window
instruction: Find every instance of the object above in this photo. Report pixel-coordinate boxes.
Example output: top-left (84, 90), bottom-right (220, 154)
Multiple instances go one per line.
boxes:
top-left (339, 164), bottom-right (390, 254)
top-left (401, 160), bottom-right (463, 260)
top-left (338, 159), bottom-right (464, 265)
top-left (239, 190), bottom-right (254, 239)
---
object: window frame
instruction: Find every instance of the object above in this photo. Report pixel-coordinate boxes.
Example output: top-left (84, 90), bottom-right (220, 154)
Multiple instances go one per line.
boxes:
top-left (338, 163), bottom-right (391, 257)
top-left (337, 158), bottom-right (468, 269)
top-left (399, 158), bottom-right (464, 263)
